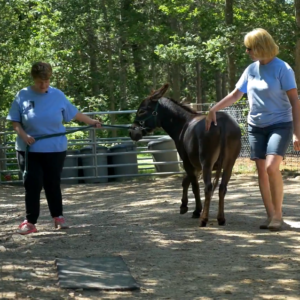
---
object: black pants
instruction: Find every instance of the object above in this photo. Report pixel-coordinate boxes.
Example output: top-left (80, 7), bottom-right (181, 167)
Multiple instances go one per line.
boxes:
top-left (17, 151), bottom-right (67, 224)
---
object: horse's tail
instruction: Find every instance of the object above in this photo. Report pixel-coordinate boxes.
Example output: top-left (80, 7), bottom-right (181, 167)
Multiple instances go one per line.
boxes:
top-left (212, 123), bottom-right (226, 194)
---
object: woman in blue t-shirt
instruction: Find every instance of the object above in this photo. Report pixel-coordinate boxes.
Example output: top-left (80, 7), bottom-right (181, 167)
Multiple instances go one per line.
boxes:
top-left (205, 28), bottom-right (300, 231)
top-left (7, 62), bottom-right (101, 235)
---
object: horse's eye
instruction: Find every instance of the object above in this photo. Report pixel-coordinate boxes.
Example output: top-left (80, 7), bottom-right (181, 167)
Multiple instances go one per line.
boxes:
top-left (138, 109), bottom-right (145, 115)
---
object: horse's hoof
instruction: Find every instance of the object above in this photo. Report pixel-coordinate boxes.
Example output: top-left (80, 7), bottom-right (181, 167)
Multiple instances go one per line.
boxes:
top-left (200, 220), bottom-right (207, 227)
top-left (180, 207), bottom-right (188, 214)
top-left (192, 211), bottom-right (200, 218)
top-left (218, 219), bottom-right (226, 226)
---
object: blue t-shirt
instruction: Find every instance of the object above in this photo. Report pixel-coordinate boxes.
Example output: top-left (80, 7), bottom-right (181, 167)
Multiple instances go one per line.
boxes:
top-left (236, 57), bottom-right (296, 127)
top-left (6, 86), bottom-right (78, 152)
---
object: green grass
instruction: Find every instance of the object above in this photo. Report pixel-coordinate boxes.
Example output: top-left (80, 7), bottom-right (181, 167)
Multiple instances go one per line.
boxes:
top-left (137, 153), bottom-right (155, 170)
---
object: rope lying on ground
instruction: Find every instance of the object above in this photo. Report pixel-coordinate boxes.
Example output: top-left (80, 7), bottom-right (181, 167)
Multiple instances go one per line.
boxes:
top-left (23, 124), bottom-right (132, 180)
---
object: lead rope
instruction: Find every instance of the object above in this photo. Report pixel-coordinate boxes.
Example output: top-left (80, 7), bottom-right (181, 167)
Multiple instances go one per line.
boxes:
top-left (23, 123), bottom-right (132, 180)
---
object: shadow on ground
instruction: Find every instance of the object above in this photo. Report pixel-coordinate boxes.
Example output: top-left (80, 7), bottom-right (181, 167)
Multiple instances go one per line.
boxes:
top-left (1, 174), bottom-right (300, 299)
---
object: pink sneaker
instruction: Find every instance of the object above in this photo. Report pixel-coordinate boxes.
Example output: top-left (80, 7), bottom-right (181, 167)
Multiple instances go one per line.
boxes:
top-left (17, 220), bottom-right (37, 235)
top-left (53, 216), bottom-right (69, 229)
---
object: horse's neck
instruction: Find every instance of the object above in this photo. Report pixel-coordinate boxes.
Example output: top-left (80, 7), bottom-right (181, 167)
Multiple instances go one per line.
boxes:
top-left (159, 100), bottom-right (194, 140)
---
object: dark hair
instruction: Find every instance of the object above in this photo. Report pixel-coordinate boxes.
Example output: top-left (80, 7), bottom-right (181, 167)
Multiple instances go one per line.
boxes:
top-left (31, 62), bottom-right (52, 80)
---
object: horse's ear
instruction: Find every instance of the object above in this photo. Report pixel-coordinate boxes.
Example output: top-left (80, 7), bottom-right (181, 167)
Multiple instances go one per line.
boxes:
top-left (150, 83), bottom-right (169, 101)
top-left (180, 97), bottom-right (187, 104)
top-left (180, 95), bottom-right (191, 105)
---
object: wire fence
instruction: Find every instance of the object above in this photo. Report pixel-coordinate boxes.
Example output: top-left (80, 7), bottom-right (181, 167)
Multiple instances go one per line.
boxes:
top-left (1, 102), bottom-right (300, 185)
top-left (199, 102), bottom-right (300, 175)
top-left (0, 109), bottom-right (185, 185)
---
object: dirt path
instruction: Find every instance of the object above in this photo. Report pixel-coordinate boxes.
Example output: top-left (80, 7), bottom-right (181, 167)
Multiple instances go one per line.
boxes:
top-left (1, 174), bottom-right (300, 300)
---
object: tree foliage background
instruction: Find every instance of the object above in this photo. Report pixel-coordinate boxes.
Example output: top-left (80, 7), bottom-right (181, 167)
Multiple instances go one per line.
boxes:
top-left (1, 0), bottom-right (299, 119)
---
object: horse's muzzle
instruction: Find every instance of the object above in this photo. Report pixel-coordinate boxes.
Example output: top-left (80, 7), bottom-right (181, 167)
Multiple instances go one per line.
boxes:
top-left (129, 126), bottom-right (144, 141)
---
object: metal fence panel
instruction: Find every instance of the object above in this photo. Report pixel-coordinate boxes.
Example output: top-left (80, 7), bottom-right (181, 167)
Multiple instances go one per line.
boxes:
top-left (1, 104), bottom-right (299, 185)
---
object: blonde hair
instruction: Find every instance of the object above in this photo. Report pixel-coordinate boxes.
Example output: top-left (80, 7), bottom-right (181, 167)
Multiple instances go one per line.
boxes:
top-left (244, 28), bottom-right (279, 60)
top-left (31, 62), bottom-right (52, 80)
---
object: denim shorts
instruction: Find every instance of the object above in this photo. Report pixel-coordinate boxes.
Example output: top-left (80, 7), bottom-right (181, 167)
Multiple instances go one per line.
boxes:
top-left (248, 122), bottom-right (293, 160)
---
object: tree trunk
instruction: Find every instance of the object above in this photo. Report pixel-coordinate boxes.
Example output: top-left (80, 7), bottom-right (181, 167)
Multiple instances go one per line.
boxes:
top-left (295, 0), bottom-right (300, 95)
top-left (221, 72), bottom-right (227, 98)
top-left (151, 61), bottom-right (157, 90)
top-left (196, 62), bottom-right (203, 111)
top-left (167, 63), bottom-right (172, 87)
top-left (107, 46), bottom-right (116, 126)
top-left (118, 47), bottom-right (127, 110)
top-left (118, 0), bottom-right (131, 109)
top-left (215, 70), bottom-right (222, 101)
top-left (169, 17), bottom-right (181, 101)
top-left (225, 0), bottom-right (236, 91)
top-left (103, 0), bottom-right (116, 136)
top-left (0, 118), bottom-right (6, 177)
top-left (171, 63), bottom-right (181, 101)
top-left (132, 45), bottom-right (143, 78)
top-left (86, 24), bottom-right (100, 97)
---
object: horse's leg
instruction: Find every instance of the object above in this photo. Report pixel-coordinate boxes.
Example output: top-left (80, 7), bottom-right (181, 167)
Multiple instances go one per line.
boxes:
top-left (181, 160), bottom-right (202, 218)
top-left (180, 174), bottom-right (190, 214)
top-left (217, 159), bottom-right (235, 226)
top-left (200, 165), bottom-right (213, 227)
top-left (190, 174), bottom-right (202, 218)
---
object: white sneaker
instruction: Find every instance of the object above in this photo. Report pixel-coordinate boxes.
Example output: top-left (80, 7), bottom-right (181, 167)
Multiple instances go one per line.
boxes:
top-left (53, 216), bottom-right (69, 229)
top-left (17, 220), bottom-right (37, 235)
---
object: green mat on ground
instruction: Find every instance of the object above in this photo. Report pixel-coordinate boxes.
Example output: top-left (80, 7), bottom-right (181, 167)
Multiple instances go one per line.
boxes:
top-left (55, 256), bottom-right (140, 290)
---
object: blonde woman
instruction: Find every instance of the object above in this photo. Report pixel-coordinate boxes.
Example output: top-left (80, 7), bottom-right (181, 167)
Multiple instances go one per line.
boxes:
top-left (206, 28), bottom-right (300, 231)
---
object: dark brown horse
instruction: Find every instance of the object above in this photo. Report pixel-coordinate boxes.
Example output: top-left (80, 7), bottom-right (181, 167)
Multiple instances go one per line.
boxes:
top-left (129, 83), bottom-right (241, 227)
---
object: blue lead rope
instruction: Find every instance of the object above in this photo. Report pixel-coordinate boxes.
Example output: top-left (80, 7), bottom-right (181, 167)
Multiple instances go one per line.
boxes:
top-left (23, 123), bottom-right (131, 180)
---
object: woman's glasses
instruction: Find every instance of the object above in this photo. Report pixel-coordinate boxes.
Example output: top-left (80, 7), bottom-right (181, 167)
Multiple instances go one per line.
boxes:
top-left (246, 47), bottom-right (252, 51)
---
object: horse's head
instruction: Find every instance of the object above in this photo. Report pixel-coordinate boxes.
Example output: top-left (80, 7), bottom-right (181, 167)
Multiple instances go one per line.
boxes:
top-left (129, 83), bottom-right (169, 141)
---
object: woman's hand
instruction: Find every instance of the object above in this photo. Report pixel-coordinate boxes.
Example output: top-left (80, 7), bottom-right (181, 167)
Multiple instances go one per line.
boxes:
top-left (90, 119), bottom-right (102, 128)
top-left (12, 122), bottom-right (35, 145)
top-left (204, 89), bottom-right (243, 131)
top-left (293, 134), bottom-right (300, 151)
top-left (205, 109), bottom-right (217, 131)
top-left (22, 134), bottom-right (35, 146)
top-left (74, 112), bottom-right (101, 128)
top-left (287, 89), bottom-right (300, 151)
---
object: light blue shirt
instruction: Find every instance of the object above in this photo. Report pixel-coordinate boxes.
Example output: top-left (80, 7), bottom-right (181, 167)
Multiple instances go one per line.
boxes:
top-left (6, 86), bottom-right (78, 152)
top-left (236, 57), bottom-right (296, 127)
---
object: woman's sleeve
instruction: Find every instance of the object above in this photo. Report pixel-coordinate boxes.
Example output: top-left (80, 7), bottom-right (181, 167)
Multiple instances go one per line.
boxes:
top-left (62, 95), bottom-right (79, 122)
top-left (235, 68), bottom-right (249, 93)
top-left (6, 95), bottom-right (21, 122)
top-left (280, 64), bottom-right (297, 91)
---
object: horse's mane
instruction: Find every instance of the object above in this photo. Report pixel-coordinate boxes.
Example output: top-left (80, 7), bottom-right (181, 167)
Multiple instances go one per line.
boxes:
top-left (166, 97), bottom-right (198, 115)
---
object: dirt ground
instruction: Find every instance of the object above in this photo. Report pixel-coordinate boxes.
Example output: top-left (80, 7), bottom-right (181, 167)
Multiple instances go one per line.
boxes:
top-left (1, 174), bottom-right (300, 300)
